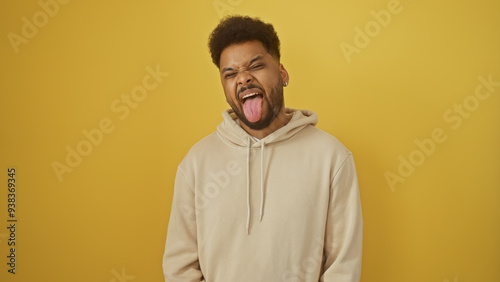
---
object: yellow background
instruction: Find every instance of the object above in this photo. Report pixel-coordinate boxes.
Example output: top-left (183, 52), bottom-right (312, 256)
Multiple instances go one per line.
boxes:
top-left (1, 0), bottom-right (499, 281)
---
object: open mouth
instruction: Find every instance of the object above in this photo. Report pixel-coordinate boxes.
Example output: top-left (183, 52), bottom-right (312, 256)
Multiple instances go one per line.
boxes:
top-left (241, 92), bottom-right (263, 103)
top-left (239, 90), bottom-right (263, 123)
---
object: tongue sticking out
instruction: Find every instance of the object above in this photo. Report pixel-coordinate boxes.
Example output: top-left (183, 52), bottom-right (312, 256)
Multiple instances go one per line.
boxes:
top-left (243, 95), bottom-right (263, 123)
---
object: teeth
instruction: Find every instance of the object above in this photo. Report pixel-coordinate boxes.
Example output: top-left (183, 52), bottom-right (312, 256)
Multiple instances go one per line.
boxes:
top-left (242, 92), bottom-right (259, 100)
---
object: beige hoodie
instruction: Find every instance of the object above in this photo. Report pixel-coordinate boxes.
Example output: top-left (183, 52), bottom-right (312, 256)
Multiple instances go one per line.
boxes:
top-left (163, 108), bottom-right (363, 282)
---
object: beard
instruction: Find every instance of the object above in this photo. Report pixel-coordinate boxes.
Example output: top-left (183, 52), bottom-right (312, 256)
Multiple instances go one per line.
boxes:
top-left (228, 78), bottom-right (284, 131)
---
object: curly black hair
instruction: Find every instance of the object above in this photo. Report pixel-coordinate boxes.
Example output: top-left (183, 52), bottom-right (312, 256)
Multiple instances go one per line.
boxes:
top-left (208, 15), bottom-right (281, 68)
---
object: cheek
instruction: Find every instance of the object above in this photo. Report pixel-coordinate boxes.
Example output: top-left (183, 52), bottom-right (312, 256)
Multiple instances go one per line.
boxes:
top-left (260, 78), bottom-right (275, 94)
top-left (223, 84), bottom-right (234, 96)
top-left (222, 83), bottom-right (237, 102)
top-left (256, 72), bottom-right (277, 89)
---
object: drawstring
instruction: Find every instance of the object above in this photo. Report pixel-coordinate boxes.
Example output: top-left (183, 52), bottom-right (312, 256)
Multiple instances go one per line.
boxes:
top-left (246, 137), bottom-right (251, 235)
top-left (245, 137), bottom-right (266, 235)
top-left (259, 141), bottom-right (265, 222)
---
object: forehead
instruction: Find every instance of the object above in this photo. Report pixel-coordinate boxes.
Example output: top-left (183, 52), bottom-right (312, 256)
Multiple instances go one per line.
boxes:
top-left (219, 41), bottom-right (271, 69)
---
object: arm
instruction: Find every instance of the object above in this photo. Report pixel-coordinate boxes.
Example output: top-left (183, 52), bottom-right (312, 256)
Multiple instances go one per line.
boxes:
top-left (321, 153), bottom-right (363, 282)
top-left (163, 168), bottom-right (204, 282)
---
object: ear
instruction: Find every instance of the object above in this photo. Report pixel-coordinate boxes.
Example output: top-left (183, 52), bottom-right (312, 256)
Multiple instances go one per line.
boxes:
top-left (280, 64), bottom-right (289, 86)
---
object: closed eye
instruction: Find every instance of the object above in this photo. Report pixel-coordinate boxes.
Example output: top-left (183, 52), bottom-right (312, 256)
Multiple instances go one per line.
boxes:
top-left (225, 73), bottom-right (236, 79)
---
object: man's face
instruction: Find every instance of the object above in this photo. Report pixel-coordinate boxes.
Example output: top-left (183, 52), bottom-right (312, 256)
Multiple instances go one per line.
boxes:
top-left (219, 40), bottom-right (288, 130)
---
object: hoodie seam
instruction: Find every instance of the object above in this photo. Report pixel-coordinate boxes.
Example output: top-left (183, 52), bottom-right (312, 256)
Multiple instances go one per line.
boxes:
top-left (330, 152), bottom-right (352, 186)
top-left (216, 131), bottom-right (251, 149)
top-left (177, 166), bottom-right (195, 195)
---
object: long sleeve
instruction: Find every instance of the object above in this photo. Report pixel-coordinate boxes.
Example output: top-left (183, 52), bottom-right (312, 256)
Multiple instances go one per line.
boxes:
top-left (163, 168), bottom-right (204, 282)
top-left (321, 153), bottom-right (363, 282)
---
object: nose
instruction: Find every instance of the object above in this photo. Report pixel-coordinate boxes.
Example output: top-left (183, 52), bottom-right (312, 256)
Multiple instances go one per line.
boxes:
top-left (237, 70), bottom-right (253, 85)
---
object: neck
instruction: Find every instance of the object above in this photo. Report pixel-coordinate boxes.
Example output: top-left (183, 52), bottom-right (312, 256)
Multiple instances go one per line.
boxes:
top-left (240, 108), bottom-right (291, 139)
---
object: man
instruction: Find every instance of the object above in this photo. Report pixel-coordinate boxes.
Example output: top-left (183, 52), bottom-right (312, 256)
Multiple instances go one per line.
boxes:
top-left (163, 15), bottom-right (363, 282)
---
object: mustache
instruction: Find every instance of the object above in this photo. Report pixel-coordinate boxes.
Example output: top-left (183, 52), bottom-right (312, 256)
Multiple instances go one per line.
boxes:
top-left (238, 84), bottom-right (265, 96)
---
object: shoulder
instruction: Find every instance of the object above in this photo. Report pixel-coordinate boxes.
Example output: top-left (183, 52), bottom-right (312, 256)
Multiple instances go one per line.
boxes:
top-left (302, 126), bottom-right (358, 181)
top-left (188, 131), bottom-right (220, 152)
top-left (294, 125), bottom-right (354, 175)
top-left (296, 125), bottom-right (352, 155)
top-left (178, 131), bottom-right (220, 168)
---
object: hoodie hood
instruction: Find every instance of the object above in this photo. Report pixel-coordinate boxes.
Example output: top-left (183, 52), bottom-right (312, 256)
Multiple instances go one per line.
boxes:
top-left (217, 107), bottom-right (318, 147)
top-left (216, 107), bottom-right (318, 234)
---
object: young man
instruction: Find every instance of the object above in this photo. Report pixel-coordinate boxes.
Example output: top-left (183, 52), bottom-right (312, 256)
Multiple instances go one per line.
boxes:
top-left (163, 16), bottom-right (363, 282)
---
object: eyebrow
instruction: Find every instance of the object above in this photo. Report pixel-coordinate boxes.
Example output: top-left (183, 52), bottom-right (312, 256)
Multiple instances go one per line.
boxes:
top-left (221, 55), bottom-right (264, 74)
top-left (248, 55), bottom-right (263, 65)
